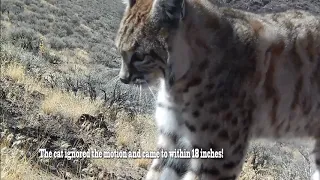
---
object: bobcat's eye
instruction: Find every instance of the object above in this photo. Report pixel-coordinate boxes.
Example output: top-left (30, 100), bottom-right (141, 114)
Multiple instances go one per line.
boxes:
top-left (131, 52), bottom-right (144, 62)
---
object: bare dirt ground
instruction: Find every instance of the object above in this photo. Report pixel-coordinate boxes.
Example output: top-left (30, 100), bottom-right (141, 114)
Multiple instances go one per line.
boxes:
top-left (0, 0), bottom-right (319, 180)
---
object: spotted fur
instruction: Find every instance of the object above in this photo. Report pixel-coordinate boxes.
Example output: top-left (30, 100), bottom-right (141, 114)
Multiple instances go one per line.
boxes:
top-left (115, 0), bottom-right (320, 179)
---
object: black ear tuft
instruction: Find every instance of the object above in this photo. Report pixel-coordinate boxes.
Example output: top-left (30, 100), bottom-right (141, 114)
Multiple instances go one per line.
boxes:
top-left (129, 0), bottom-right (136, 7)
top-left (153, 0), bottom-right (186, 28)
top-left (123, 0), bottom-right (136, 8)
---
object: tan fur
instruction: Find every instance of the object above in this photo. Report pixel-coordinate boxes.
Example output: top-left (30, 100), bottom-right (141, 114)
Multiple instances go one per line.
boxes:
top-left (115, 0), bottom-right (320, 179)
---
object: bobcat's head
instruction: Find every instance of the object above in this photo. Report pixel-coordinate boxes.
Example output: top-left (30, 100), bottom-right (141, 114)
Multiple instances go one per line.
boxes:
top-left (115, 0), bottom-right (187, 86)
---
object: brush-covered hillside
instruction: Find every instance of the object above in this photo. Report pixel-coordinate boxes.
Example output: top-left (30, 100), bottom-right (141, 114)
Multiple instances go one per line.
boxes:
top-left (0, 0), bottom-right (319, 180)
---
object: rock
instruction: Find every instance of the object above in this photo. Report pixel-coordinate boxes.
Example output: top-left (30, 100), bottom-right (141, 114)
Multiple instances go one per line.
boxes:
top-left (65, 171), bottom-right (72, 179)
top-left (60, 141), bottom-right (71, 149)
top-left (12, 140), bottom-right (23, 147)
top-left (16, 134), bottom-right (26, 140)
top-left (0, 129), bottom-right (8, 139)
top-left (6, 133), bottom-right (14, 144)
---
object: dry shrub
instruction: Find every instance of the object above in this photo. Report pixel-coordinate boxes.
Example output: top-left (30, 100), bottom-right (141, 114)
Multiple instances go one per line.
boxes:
top-left (115, 115), bottom-right (137, 148)
top-left (1, 62), bottom-right (25, 82)
top-left (135, 114), bottom-right (157, 152)
top-left (134, 158), bottom-right (151, 169)
top-left (41, 90), bottom-right (102, 119)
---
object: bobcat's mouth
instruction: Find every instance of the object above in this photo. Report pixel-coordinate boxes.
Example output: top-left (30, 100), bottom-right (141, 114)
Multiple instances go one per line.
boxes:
top-left (132, 76), bottom-right (148, 85)
top-left (119, 50), bottom-right (163, 86)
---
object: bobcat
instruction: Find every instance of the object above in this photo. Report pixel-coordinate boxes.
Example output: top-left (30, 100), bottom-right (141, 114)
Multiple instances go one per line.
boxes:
top-left (115, 0), bottom-right (320, 179)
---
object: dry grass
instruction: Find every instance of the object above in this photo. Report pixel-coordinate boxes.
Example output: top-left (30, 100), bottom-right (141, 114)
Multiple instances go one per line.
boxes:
top-left (1, 148), bottom-right (38, 180)
top-left (0, 58), bottom-right (153, 178)
top-left (0, 55), bottom-right (152, 179)
top-left (0, 145), bottom-right (59, 180)
top-left (114, 113), bottom-right (156, 150)
top-left (56, 48), bottom-right (91, 75)
top-left (41, 90), bottom-right (102, 119)
top-left (1, 62), bottom-right (26, 82)
top-left (134, 158), bottom-right (151, 169)
top-left (91, 114), bottom-right (156, 174)
top-left (0, 133), bottom-right (62, 180)
top-left (115, 116), bottom-right (138, 148)
top-left (135, 114), bottom-right (157, 152)
top-left (240, 156), bottom-right (276, 180)
top-left (1, 61), bottom-right (103, 119)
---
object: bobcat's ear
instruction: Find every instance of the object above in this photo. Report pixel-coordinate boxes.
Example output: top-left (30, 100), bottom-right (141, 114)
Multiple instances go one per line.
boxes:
top-left (122, 0), bottom-right (136, 8)
top-left (151, 0), bottom-right (186, 28)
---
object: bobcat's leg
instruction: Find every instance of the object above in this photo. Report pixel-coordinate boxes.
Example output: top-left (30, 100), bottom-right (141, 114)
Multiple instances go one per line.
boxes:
top-left (146, 131), bottom-right (181, 180)
top-left (146, 98), bottom-right (185, 180)
top-left (312, 139), bottom-right (320, 180)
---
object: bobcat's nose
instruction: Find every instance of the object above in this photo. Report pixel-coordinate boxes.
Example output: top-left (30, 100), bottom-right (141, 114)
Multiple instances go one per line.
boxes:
top-left (119, 62), bottom-right (131, 84)
top-left (120, 77), bottom-right (130, 84)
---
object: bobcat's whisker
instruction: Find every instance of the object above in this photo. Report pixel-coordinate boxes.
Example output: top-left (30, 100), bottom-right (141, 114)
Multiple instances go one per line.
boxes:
top-left (139, 84), bottom-right (142, 113)
top-left (134, 84), bottom-right (140, 106)
top-left (145, 81), bottom-right (156, 101)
